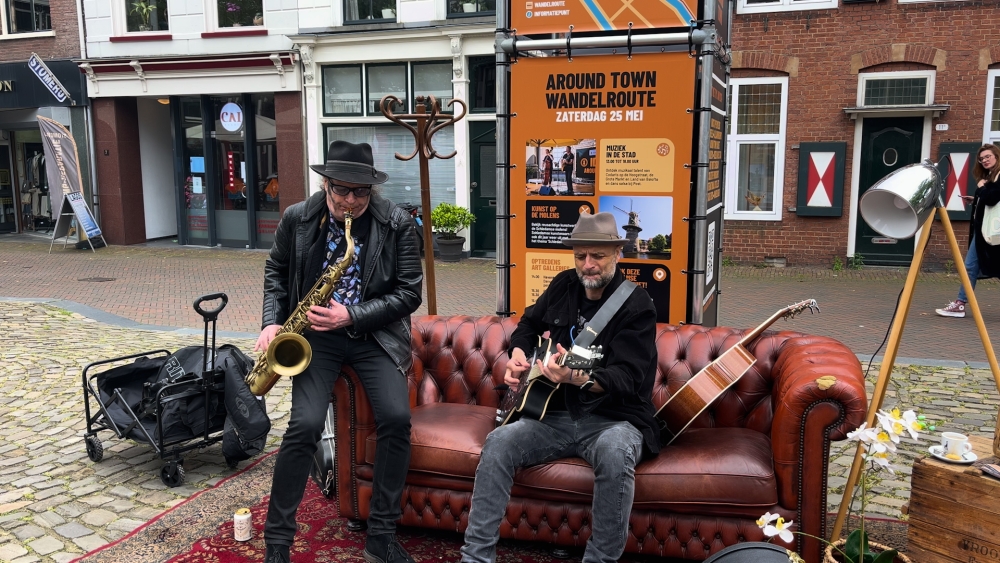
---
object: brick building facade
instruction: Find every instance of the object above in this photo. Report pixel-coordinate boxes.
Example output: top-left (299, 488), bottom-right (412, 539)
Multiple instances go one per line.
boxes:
top-left (724, 0), bottom-right (999, 268)
top-left (0, 0), bottom-right (88, 236)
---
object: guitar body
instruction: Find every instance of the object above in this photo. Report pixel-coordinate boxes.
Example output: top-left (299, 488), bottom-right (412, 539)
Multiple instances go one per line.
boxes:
top-left (654, 299), bottom-right (819, 445)
top-left (496, 337), bottom-right (604, 427)
top-left (657, 344), bottom-right (756, 445)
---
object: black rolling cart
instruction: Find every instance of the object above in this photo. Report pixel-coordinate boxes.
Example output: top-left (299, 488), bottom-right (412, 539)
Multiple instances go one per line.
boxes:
top-left (81, 293), bottom-right (253, 487)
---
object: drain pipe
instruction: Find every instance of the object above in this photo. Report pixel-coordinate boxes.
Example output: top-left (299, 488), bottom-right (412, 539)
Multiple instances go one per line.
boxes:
top-left (75, 0), bottom-right (100, 224)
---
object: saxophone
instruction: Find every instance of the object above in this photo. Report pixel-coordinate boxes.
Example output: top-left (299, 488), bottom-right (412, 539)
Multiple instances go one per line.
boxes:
top-left (246, 210), bottom-right (355, 396)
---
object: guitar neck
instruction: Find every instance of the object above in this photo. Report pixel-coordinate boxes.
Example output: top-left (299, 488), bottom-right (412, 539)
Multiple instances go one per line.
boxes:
top-left (735, 299), bottom-right (816, 349)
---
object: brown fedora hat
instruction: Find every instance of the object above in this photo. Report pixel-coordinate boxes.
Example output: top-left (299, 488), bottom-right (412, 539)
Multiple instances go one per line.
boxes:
top-left (310, 140), bottom-right (389, 185)
top-left (561, 212), bottom-right (625, 246)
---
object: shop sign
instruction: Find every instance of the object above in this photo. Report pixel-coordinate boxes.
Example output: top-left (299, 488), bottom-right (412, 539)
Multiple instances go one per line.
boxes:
top-left (220, 102), bottom-right (244, 132)
top-left (0, 81), bottom-right (13, 92)
top-left (28, 53), bottom-right (71, 104)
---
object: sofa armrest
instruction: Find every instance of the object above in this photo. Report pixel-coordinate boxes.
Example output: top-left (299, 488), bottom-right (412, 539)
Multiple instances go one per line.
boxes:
top-left (333, 365), bottom-right (375, 520)
top-left (769, 335), bottom-right (867, 560)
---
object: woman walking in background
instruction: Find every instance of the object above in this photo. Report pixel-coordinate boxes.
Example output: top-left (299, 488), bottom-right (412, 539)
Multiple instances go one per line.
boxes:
top-left (936, 143), bottom-right (1000, 318)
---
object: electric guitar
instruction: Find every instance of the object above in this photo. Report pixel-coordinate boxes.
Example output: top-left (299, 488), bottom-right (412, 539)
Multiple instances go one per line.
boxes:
top-left (656, 299), bottom-right (819, 445)
top-left (495, 337), bottom-right (603, 427)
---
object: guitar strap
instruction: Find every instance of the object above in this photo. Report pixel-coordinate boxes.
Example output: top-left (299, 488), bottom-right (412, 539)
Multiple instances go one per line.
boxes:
top-left (573, 280), bottom-right (637, 348)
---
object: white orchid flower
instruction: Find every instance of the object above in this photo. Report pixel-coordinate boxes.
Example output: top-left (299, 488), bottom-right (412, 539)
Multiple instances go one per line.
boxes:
top-left (846, 423), bottom-right (879, 443)
top-left (871, 429), bottom-right (898, 453)
top-left (878, 408), bottom-right (922, 440)
top-left (756, 512), bottom-right (779, 528)
top-left (763, 516), bottom-right (795, 543)
top-left (866, 450), bottom-right (895, 474)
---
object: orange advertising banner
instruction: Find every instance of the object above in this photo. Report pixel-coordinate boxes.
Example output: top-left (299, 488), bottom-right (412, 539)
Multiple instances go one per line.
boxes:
top-left (513, 0), bottom-right (697, 35)
top-left (509, 53), bottom-right (695, 324)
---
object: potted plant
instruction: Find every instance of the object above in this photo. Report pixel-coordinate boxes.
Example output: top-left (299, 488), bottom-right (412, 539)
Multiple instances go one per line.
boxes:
top-left (462, 2), bottom-right (477, 12)
top-left (430, 202), bottom-right (475, 262)
top-left (759, 407), bottom-right (927, 563)
top-left (130, 0), bottom-right (153, 31)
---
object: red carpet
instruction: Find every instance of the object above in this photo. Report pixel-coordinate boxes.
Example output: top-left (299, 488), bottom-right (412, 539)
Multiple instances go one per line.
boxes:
top-left (75, 451), bottom-right (908, 563)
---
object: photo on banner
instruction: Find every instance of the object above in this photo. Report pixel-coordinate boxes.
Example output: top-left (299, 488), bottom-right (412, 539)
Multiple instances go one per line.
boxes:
top-left (509, 52), bottom-right (695, 324)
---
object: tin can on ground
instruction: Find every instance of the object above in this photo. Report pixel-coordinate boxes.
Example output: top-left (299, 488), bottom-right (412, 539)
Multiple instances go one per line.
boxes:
top-left (234, 508), bottom-right (252, 541)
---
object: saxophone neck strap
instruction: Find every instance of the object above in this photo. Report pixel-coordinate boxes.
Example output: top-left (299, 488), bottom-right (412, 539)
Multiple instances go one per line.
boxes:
top-left (573, 280), bottom-right (637, 349)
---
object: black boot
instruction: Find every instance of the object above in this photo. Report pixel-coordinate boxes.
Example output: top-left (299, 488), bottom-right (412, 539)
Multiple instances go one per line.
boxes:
top-left (363, 533), bottom-right (415, 563)
top-left (264, 543), bottom-right (290, 563)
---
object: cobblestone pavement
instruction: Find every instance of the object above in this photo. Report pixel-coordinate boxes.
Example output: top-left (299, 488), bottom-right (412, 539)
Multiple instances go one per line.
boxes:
top-left (2, 237), bottom-right (1000, 562)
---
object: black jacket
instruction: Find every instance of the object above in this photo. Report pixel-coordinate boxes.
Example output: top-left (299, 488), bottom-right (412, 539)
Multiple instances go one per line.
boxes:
top-left (509, 269), bottom-right (660, 455)
top-left (970, 172), bottom-right (1000, 279)
top-left (262, 191), bottom-right (423, 372)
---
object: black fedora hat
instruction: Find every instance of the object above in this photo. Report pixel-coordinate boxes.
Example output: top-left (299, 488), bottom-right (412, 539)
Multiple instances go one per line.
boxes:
top-left (561, 212), bottom-right (626, 246)
top-left (310, 140), bottom-right (389, 185)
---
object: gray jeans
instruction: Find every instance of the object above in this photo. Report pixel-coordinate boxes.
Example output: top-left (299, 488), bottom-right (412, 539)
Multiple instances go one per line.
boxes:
top-left (461, 411), bottom-right (643, 563)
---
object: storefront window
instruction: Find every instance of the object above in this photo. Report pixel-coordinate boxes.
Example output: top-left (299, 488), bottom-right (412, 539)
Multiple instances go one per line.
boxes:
top-left (8, 0), bottom-right (51, 33)
top-left (412, 62), bottom-right (453, 113)
top-left (324, 124), bottom-right (455, 211)
top-left (126, 0), bottom-right (168, 32)
top-left (217, 0), bottom-right (263, 28)
top-left (181, 98), bottom-right (209, 246)
top-left (446, 0), bottom-right (494, 16)
top-left (367, 64), bottom-right (406, 115)
top-left (323, 65), bottom-right (363, 116)
top-left (344, 0), bottom-right (395, 22)
top-left (252, 93), bottom-right (279, 246)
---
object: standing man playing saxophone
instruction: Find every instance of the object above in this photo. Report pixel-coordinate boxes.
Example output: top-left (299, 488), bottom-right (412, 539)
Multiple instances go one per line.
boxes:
top-left (258, 140), bottom-right (423, 563)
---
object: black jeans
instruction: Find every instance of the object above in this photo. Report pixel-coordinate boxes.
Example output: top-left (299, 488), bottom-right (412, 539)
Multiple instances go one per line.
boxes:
top-left (264, 329), bottom-right (411, 546)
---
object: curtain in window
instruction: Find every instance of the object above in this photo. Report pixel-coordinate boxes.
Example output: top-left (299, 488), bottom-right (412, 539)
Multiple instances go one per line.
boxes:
top-left (344, 0), bottom-right (360, 21)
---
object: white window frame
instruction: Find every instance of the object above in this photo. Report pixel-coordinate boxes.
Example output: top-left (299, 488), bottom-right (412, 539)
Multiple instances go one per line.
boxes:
top-left (111, 0), bottom-right (170, 36)
top-left (737, 0), bottom-right (836, 15)
top-left (725, 76), bottom-right (788, 222)
top-left (984, 69), bottom-right (1000, 146)
top-left (856, 69), bottom-right (935, 107)
top-left (0, 0), bottom-right (55, 39)
top-left (205, 0), bottom-right (265, 32)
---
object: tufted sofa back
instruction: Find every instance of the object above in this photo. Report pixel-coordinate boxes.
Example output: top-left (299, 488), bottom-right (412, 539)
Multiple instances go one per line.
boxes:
top-left (408, 316), bottom-right (805, 433)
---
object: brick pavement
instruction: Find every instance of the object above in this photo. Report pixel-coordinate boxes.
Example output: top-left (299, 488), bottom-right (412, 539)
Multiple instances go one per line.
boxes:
top-left (1, 236), bottom-right (1000, 562)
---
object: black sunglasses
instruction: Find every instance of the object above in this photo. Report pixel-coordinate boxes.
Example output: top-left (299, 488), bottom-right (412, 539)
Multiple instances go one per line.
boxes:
top-left (327, 182), bottom-right (372, 197)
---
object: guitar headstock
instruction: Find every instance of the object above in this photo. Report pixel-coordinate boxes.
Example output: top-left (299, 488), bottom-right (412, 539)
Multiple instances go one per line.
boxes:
top-left (781, 299), bottom-right (820, 320)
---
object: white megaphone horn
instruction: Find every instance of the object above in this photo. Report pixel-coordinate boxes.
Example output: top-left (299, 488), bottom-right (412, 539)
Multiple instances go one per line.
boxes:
top-left (858, 158), bottom-right (947, 240)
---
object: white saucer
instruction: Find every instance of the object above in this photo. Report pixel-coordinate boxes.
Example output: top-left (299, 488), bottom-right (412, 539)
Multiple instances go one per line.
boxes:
top-left (928, 444), bottom-right (978, 464)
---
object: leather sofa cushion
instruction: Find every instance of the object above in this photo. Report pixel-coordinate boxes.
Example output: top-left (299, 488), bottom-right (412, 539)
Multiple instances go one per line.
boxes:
top-left (365, 403), bottom-right (497, 478)
top-left (366, 407), bottom-right (777, 515)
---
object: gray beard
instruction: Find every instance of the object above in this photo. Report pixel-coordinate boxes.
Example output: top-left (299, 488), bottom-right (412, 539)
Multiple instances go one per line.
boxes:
top-left (579, 270), bottom-right (614, 290)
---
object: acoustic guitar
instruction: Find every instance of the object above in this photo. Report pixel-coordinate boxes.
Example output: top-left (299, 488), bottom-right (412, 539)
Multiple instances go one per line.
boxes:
top-left (495, 337), bottom-right (604, 427)
top-left (656, 299), bottom-right (819, 445)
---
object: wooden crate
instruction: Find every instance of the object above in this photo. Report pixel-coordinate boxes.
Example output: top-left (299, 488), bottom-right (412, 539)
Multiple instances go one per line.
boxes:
top-left (907, 435), bottom-right (1000, 563)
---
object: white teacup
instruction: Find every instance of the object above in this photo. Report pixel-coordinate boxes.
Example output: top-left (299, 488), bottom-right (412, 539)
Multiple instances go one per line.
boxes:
top-left (941, 431), bottom-right (972, 457)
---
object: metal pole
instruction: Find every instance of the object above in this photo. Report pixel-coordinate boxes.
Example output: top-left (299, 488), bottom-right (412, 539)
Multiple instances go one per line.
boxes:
top-left (688, 24), bottom-right (718, 325)
top-left (495, 0), bottom-right (511, 317)
top-left (499, 30), bottom-right (707, 53)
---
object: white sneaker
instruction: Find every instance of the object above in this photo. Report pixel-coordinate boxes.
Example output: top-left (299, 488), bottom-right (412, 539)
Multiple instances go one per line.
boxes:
top-left (935, 300), bottom-right (966, 318)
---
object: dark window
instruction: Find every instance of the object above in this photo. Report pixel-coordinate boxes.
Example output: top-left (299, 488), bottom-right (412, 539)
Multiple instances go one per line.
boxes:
top-left (447, 0), bottom-right (495, 17)
top-left (344, 0), bottom-right (395, 22)
top-left (412, 61), bottom-right (453, 114)
top-left (469, 56), bottom-right (495, 112)
top-left (8, 0), bottom-right (50, 33)
top-left (126, 0), bottom-right (169, 32)
top-left (367, 64), bottom-right (407, 115)
top-left (216, 0), bottom-right (264, 27)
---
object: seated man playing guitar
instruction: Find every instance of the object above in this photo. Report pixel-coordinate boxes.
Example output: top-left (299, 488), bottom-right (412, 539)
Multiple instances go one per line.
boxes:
top-left (460, 212), bottom-right (659, 563)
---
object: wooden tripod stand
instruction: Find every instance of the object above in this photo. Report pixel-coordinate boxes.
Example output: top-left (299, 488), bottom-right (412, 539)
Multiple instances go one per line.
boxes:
top-left (830, 206), bottom-right (1000, 542)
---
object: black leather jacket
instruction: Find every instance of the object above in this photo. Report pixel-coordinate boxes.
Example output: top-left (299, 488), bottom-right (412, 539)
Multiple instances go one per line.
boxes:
top-left (262, 191), bottom-right (423, 372)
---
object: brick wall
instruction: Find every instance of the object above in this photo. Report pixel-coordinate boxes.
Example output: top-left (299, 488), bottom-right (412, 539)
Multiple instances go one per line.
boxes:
top-left (0, 0), bottom-right (80, 62)
top-left (726, 0), bottom-right (998, 268)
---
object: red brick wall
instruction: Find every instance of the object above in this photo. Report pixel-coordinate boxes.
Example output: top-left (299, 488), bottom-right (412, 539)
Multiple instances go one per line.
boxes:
top-left (726, 0), bottom-right (998, 267)
top-left (0, 0), bottom-right (80, 62)
top-left (274, 92), bottom-right (305, 214)
top-left (93, 98), bottom-right (146, 245)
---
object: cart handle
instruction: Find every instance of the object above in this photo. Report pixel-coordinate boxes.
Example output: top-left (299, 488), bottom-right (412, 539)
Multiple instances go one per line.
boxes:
top-left (193, 293), bottom-right (228, 321)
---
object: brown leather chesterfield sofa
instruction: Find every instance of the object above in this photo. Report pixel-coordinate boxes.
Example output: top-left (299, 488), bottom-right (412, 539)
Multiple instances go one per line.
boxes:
top-left (332, 316), bottom-right (868, 562)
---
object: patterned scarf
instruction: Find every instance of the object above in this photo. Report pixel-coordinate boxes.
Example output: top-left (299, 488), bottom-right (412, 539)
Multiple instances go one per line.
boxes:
top-left (320, 213), bottom-right (364, 306)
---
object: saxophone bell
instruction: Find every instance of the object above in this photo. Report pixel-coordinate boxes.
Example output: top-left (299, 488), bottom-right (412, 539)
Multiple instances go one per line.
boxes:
top-left (266, 332), bottom-right (312, 377)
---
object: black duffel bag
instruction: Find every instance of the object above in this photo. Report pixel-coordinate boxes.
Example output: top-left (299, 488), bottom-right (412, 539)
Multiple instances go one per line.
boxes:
top-left (219, 345), bottom-right (270, 465)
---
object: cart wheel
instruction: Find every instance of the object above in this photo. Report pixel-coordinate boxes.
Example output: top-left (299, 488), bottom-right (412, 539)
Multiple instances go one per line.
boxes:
top-left (225, 457), bottom-right (239, 470)
top-left (160, 462), bottom-right (185, 487)
top-left (84, 436), bottom-right (104, 462)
